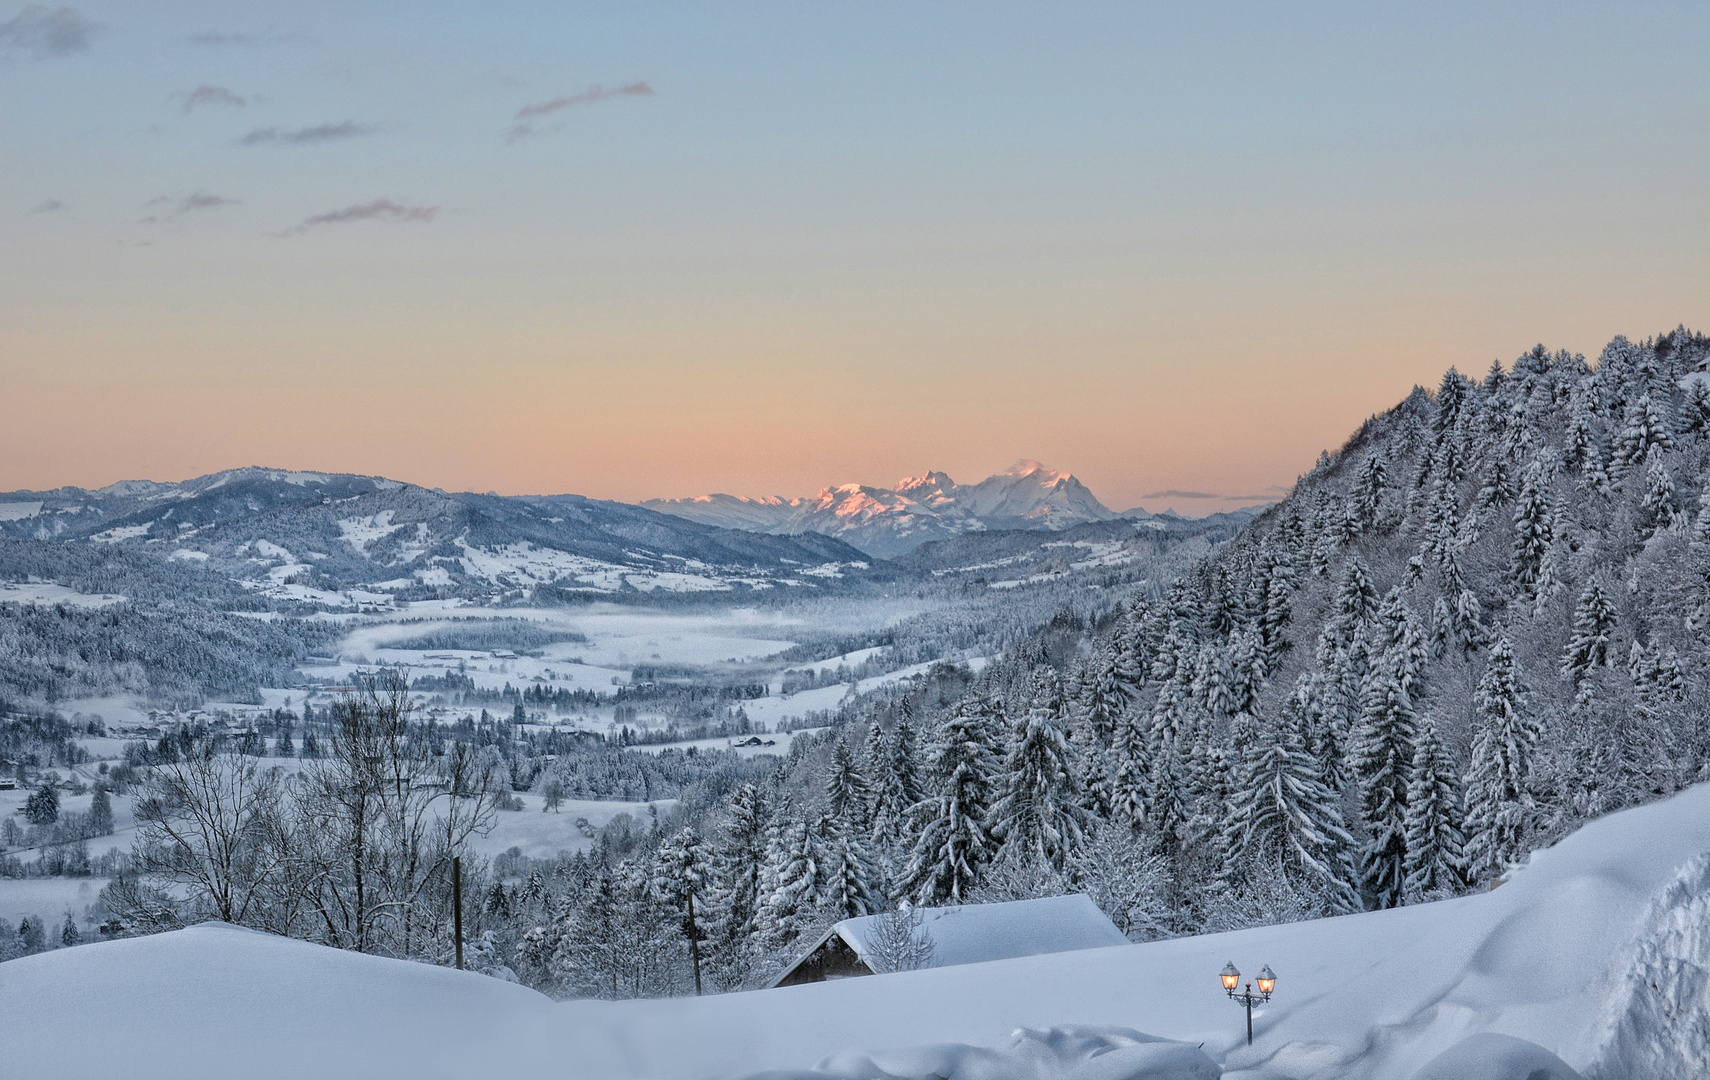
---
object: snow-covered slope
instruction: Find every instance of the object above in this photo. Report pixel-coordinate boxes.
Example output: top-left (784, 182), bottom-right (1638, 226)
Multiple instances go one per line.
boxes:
top-left (633, 492), bottom-right (798, 533)
top-left (646, 461), bottom-right (1123, 558)
top-left (8, 782), bottom-right (1710, 1080)
top-left (0, 467), bottom-right (871, 604)
top-left (0, 923), bottom-right (560, 1080)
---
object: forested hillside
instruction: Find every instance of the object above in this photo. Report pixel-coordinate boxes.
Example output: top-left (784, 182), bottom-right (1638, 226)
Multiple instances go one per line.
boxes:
top-left (0, 540), bottom-right (341, 703)
top-left (485, 328), bottom-right (1710, 997)
top-left (56, 328), bottom-right (1710, 1008)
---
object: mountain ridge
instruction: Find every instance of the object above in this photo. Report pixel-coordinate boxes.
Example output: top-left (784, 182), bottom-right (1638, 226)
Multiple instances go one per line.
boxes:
top-left (0, 466), bottom-right (872, 607)
top-left (644, 460), bottom-right (1129, 558)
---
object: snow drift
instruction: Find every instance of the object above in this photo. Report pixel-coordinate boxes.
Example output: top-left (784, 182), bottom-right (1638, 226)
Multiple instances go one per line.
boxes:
top-left (1407, 1034), bottom-right (1583, 1080)
top-left (5, 782), bottom-right (1710, 1080)
top-left (755, 1026), bottom-right (1221, 1080)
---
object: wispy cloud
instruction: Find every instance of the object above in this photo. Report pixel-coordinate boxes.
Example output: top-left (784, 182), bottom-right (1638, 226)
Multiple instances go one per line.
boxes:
top-left (142, 192), bottom-right (239, 222)
top-left (1142, 489), bottom-right (1222, 500)
top-left (281, 198), bottom-right (437, 236)
top-left (506, 81), bottom-right (653, 142)
top-left (1140, 488), bottom-right (1281, 504)
top-left (27, 198), bottom-right (65, 214)
top-left (516, 82), bottom-right (654, 120)
top-left (0, 5), bottom-right (100, 58)
top-left (179, 85), bottom-right (246, 114)
top-left (189, 30), bottom-right (258, 46)
top-left (238, 121), bottom-right (375, 147)
top-left (188, 29), bottom-right (307, 47)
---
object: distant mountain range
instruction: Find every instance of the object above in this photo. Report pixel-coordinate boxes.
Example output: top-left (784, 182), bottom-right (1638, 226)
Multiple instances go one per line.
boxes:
top-left (644, 461), bottom-right (1241, 558)
top-left (0, 464), bottom-right (1273, 605)
top-left (0, 468), bottom-right (869, 607)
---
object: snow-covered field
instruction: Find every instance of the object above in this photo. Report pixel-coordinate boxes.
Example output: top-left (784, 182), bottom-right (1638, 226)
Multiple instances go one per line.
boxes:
top-left (473, 795), bottom-right (675, 860)
top-left (740, 657), bottom-right (988, 729)
top-left (292, 602), bottom-right (967, 735)
top-left (0, 877), bottom-right (110, 939)
top-left (0, 750), bottom-right (140, 935)
top-left (311, 605), bottom-right (810, 691)
top-left (363, 605), bottom-right (799, 655)
top-left (0, 785), bottom-right (140, 849)
top-left (0, 580), bottom-right (125, 608)
top-left (628, 727), bottom-right (825, 759)
top-left (296, 606), bottom-right (814, 734)
top-left (300, 649), bottom-right (634, 696)
top-left (7, 781), bottom-right (1709, 1080)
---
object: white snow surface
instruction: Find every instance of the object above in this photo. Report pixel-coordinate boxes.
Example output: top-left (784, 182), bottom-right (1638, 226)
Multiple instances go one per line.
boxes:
top-left (827, 894), bottom-right (1129, 971)
top-left (1408, 1034), bottom-right (1584, 1080)
top-left (88, 524), bottom-right (150, 543)
top-left (455, 538), bottom-right (735, 593)
top-left (470, 795), bottom-right (675, 859)
top-left (0, 581), bottom-right (124, 608)
top-left (338, 510), bottom-right (406, 555)
top-left (628, 727), bottom-right (825, 758)
top-left (0, 925), bottom-right (553, 1080)
top-left (771, 1027), bottom-right (1221, 1080)
top-left (7, 783), bottom-right (1710, 1080)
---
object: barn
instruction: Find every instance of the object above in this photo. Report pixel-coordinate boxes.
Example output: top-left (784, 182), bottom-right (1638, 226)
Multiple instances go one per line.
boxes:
top-left (769, 893), bottom-right (1129, 988)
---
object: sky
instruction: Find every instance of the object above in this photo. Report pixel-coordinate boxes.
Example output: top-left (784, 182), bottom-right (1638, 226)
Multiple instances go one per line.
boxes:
top-left (2, 2), bottom-right (1705, 515)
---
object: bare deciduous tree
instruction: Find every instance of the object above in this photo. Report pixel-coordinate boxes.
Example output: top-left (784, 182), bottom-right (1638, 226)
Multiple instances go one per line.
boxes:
top-left (132, 745), bottom-right (288, 926)
top-left (296, 672), bottom-right (502, 957)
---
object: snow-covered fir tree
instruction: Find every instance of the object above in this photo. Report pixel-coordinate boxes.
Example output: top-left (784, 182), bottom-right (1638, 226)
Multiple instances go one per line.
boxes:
top-left (822, 819), bottom-right (882, 921)
top-left (1402, 715), bottom-right (1467, 902)
top-left (1219, 690), bottom-right (1359, 913)
top-left (653, 827), bottom-right (712, 993)
top-left (825, 741), bottom-right (870, 831)
top-left (1560, 581), bottom-right (1618, 684)
top-left (896, 695), bottom-right (1002, 904)
top-left (755, 817), bottom-right (832, 953)
top-left (1351, 649), bottom-right (1418, 909)
top-left (989, 675), bottom-right (1089, 871)
top-left (1463, 638), bottom-right (1542, 882)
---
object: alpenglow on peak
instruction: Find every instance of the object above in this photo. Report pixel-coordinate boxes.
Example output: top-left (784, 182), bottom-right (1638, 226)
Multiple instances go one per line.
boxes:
top-left (641, 461), bottom-right (1121, 558)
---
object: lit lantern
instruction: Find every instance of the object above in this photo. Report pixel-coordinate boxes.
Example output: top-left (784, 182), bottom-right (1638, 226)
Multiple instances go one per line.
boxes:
top-left (1218, 962), bottom-right (1280, 1045)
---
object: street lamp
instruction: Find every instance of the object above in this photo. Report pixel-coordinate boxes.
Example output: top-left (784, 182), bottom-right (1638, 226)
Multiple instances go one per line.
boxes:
top-left (1219, 962), bottom-right (1277, 1045)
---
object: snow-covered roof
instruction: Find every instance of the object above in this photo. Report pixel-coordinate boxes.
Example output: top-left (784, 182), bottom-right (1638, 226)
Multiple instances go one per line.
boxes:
top-left (832, 893), bottom-right (1129, 972)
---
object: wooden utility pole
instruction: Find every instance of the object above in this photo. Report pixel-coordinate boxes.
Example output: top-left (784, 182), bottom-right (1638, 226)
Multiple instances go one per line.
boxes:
top-left (453, 856), bottom-right (465, 971)
top-left (686, 889), bottom-right (702, 995)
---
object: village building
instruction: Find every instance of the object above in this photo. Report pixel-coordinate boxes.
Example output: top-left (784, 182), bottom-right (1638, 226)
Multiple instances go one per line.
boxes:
top-left (770, 893), bottom-right (1129, 988)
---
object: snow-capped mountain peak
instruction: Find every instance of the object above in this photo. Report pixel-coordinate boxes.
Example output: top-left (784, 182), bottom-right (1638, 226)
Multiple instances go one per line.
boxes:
top-left (955, 460), bottom-right (1115, 526)
top-left (645, 462), bottom-right (1120, 558)
top-left (894, 470), bottom-right (958, 508)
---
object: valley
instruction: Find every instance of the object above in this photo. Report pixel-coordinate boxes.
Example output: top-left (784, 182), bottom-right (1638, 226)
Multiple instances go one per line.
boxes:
top-left (5, 329), bottom-right (1710, 1080)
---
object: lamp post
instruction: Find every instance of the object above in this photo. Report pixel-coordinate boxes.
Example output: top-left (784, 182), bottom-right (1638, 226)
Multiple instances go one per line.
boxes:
top-left (1219, 962), bottom-right (1276, 1045)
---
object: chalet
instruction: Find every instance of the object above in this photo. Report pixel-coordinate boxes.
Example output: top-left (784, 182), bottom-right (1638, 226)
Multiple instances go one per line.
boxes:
top-left (770, 893), bottom-right (1128, 988)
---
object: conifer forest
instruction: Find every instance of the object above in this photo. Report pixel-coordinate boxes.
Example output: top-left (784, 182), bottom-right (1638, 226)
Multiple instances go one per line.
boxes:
top-left (9, 329), bottom-right (1709, 1007)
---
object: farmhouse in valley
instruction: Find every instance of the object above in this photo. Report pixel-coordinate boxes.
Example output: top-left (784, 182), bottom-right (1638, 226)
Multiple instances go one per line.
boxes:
top-left (770, 893), bottom-right (1128, 988)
